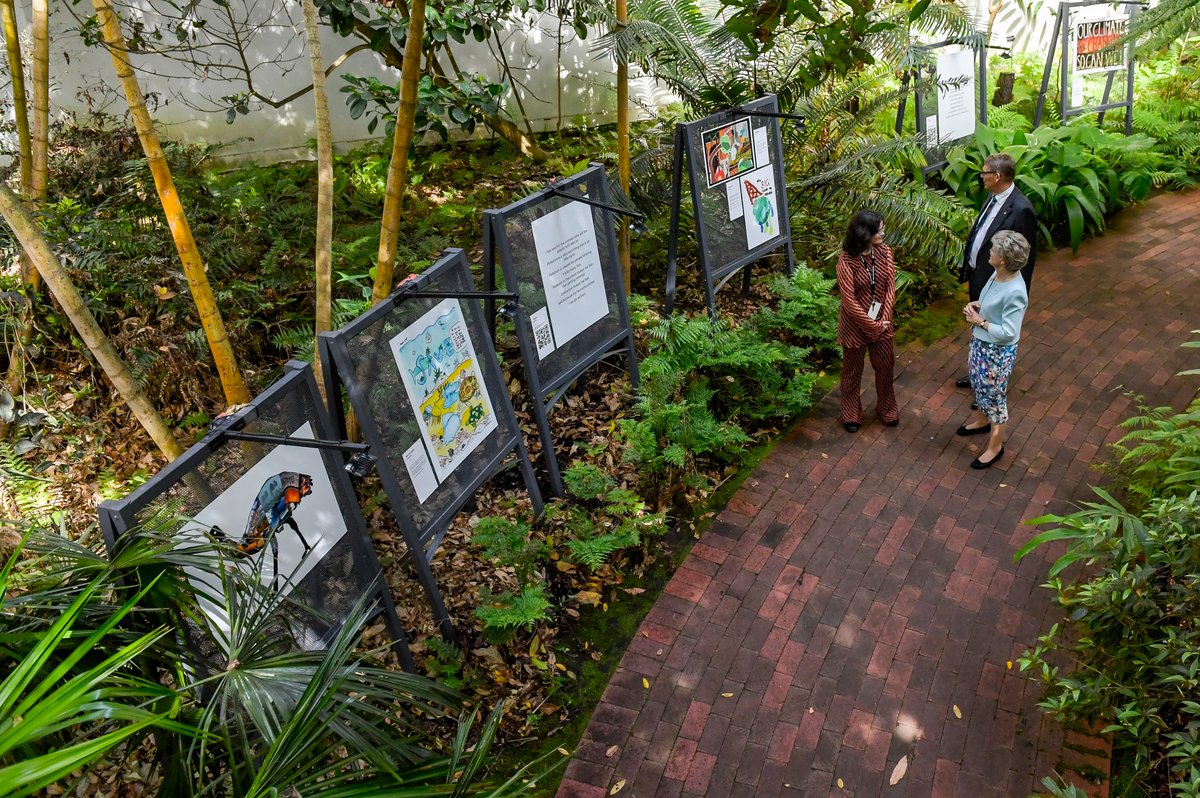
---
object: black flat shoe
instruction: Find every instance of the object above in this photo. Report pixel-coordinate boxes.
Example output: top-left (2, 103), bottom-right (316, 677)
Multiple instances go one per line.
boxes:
top-left (883, 418), bottom-right (899, 427)
top-left (971, 401), bottom-right (979, 410)
top-left (970, 447), bottom-right (1004, 469)
top-left (956, 423), bottom-right (991, 436)
top-left (955, 376), bottom-right (972, 389)
top-left (843, 422), bottom-right (860, 433)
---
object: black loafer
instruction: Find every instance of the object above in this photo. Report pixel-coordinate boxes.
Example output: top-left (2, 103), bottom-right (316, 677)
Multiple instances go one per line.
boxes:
top-left (970, 447), bottom-right (1004, 469)
top-left (955, 377), bottom-right (972, 389)
top-left (971, 402), bottom-right (979, 410)
top-left (956, 423), bottom-right (991, 436)
top-left (883, 418), bottom-right (899, 427)
top-left (843, 422), bottom-right (860, 433)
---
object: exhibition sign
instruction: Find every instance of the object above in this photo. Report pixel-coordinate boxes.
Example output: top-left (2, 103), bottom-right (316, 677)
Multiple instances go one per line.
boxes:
top-left (98, 361), bottom-right (414, 669)
top-left (665, 95), bottom-right (795, 318)
top-left (1034, 0), bottom-right (1138, 133)
top-left (895, 40), bottom-right (987, 176)
top-left (483, 165), bottom-right (639, 496)
top-left (319, 249), bottom-right (543, 641)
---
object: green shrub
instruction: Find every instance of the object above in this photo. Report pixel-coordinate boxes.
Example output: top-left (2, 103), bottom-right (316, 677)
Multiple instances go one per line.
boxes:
top-left (470, 515), bottom-right (547, 583)
top-left (748, 265), bottom-right (840, 362)
top-left (621, 312), bottom-right (820, 494)
top-left (1017, 336), bottom-right (1200, 796)
top-left (562, 463), bottom-right (616, 503)
top-left (475, 585), bottom-right (555, 637)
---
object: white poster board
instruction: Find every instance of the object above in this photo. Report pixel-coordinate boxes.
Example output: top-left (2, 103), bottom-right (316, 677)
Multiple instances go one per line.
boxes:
top-left (739, 165), bottom-right (780, 251)
top-left (178, 422), bottom-right (348, 641)
top-left (530, 202), bottom-right (609, 358)
top-left (935, 49), bottom-right (976, 144)
top-left (391, 299), bottom-right (500, 484)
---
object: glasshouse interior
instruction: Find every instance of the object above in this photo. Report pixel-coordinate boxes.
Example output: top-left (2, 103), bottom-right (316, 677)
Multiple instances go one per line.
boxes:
top-left (1, 0), bottom-right (1199, 795)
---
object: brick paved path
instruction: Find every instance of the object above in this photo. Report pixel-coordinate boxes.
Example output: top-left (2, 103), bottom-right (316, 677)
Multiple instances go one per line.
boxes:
top-left (557, 190), bottom-right (1200, 798)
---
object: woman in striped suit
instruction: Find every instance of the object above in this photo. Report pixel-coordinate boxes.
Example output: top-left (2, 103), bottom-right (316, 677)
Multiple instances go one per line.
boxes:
top-left (836, 210), bottom-right (899, 433)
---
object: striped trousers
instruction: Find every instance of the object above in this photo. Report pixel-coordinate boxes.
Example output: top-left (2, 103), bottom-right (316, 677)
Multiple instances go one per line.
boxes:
top-left (840, 339), bottom-right (899, 425)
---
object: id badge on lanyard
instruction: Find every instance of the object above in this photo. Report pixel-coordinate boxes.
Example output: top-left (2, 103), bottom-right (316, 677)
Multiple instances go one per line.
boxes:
top-left (864, 251), bottom-right (881, 320)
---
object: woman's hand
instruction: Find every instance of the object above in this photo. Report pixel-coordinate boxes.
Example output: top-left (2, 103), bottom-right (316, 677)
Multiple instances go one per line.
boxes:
top-left (963, 301), bottom-right (983, 327)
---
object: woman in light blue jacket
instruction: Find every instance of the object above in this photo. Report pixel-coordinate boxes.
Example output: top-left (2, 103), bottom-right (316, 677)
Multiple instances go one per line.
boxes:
top-left (955, 230), bottom-right (1031, 469)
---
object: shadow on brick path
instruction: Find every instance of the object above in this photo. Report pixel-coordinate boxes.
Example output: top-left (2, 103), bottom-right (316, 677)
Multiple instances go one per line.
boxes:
top-left (555, 190), bottom-right (1200, 797)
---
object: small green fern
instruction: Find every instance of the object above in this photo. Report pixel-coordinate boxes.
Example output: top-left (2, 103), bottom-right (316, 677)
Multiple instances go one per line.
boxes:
top-left (474, 585), bottom-right (554, 632)
top-left (566, 528), bottom-right (640, 571)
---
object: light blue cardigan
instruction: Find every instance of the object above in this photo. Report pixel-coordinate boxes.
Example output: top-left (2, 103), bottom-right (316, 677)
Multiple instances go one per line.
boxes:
top-left (973, 273), bottom-right (1028, 346)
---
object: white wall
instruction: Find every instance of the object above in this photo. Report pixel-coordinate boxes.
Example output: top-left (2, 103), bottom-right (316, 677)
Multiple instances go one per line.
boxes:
top-left (18, 0), bottom-right (670, 164)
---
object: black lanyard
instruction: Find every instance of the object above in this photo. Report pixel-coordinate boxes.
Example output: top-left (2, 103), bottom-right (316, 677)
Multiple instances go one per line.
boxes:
top-left (861, 250), bottom-right (878, 298)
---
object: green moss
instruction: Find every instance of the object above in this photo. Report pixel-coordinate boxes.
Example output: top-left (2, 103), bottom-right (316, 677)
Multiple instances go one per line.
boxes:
top-left (895, 293), bottom-right (967, 347)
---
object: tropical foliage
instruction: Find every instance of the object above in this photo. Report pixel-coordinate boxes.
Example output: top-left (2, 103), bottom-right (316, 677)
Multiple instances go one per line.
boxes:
top-left (1017, 335), bottom-right (1200, 797)
top-left (0, 528), bottom-right (561, 797)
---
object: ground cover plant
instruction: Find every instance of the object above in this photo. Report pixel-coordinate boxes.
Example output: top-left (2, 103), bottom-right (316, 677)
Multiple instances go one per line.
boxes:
top-left (1017, 336), bottom-right (1200, 797)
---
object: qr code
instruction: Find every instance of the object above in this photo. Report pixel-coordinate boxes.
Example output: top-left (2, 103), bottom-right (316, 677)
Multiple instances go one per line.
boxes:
top-left (533, 321), bottom-right (553, 351)
top-left (449, 323), bottom-right (468, 352)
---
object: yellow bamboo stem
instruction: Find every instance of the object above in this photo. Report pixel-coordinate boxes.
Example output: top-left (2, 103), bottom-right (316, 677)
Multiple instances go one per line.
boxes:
top-left (372, 0), bottom-right (427, 304)
top-left (0, 185), bottom-right (184, 460)
top-left (91, 0), bottom-right (251, 406)
top-left (616, 0), bottom-right (632, 294)
top-left (303, 0), bottom-right (334, 403)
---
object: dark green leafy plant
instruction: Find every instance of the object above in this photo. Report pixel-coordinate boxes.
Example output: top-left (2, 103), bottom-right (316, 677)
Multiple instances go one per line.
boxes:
top-left (1, 528), bottom-right (561, 797)
top-left (471, 515), bottom-right (548, 583)
top-left (1016, 336), bottom-right (1200, 796)
top-left (475, 585), bottom-right (555, 636)
top-left (621, 312), bottom-right (820, 498)
top-left (747, 265), bottom-right (841, 362)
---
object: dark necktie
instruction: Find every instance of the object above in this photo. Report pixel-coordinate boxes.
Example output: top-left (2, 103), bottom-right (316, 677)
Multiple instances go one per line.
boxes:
top-left (971, 196), bottom-right (997, 240)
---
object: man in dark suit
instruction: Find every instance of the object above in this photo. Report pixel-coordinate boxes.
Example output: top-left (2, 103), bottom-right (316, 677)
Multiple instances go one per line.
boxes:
top-left (954, 152), bottom-right (1038, 388)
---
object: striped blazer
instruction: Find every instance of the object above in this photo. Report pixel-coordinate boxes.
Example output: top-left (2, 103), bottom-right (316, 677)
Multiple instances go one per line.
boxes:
top-left (836, 244), bottom-right (897, 349)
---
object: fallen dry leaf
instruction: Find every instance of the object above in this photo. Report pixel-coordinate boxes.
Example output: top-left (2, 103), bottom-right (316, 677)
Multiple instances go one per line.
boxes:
top-left (642, 677), bottom-right (650, 689)
top-left (606, 745), bottom-right (619, 758)
top-left (837, 777), bottom-right (844, 789)
top-left (889, 755), bottom-right (909, 785)
top-left (952, 705), bottom-right (962, 719)
top-left (610, 778), bottom-right (626, 795)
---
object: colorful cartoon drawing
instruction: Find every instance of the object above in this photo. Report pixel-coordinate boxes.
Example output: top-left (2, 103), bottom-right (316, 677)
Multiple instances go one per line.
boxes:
top-left (211, 471), bottom-right (314, 590)
top-left (419, 366), bottom-right (491, 470)
top-left (392, 299), bottom-right (499, 482)
top-left (743, 179), bottom-right (775, 234)
top-left (701, 118), bottom-right (755, 188)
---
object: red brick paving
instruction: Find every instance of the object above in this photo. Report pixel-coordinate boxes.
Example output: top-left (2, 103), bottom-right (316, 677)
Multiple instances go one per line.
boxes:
top-left (556, 190), bottom-right (1200, 797)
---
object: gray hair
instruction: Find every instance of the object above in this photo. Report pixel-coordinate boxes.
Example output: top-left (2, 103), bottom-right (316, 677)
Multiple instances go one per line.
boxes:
top-left (991, 230), bottom-right (1030, 273)
top-left (984, 152), bottom-right (1017, 180)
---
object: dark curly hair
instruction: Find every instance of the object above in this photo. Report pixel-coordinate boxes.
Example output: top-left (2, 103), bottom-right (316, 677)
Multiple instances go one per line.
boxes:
top-left (842, 209), bottom-right (884, 257)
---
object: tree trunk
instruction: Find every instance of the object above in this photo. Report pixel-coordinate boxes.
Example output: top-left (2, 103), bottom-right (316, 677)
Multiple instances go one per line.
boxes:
top-left (371, 0), bottom-right (427, 303)
top-left (303, 0), bottom-right (334, 404)
top-left (615, 0), bottom-right (632, 294)
top-left (1, 0), bottom-right (40, 409)
top-left (91, 0), bottom-right (251, 406)
top-left (0, 0), bottom-right (32, 199)
top-left (30, 0), bottom-right (47, 214)
top-left (0, 185), bottom-right (184, 460)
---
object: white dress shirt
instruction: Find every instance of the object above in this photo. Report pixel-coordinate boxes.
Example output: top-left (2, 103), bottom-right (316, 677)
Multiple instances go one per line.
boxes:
top-left (968, 183), bottom-right (1015, 269)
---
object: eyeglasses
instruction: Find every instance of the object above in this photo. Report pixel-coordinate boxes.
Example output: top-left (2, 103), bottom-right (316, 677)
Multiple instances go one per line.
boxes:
top-left (980, 170), bottom-right (998, 176)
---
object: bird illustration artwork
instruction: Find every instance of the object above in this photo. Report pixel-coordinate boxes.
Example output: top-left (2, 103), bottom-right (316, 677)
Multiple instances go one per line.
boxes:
top-left (210, 471), bottom-right (315, 591)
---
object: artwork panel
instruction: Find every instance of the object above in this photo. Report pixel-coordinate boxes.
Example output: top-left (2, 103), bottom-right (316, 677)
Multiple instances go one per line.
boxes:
top-left (700, 117), bottom-right (755, 188)
top-left (390, 299), bottom-right (500, 482)
top-left (175, 421), bottom-right (348, 642)
top-left (739, 165), bottom-right (780, 251)
top-left (935, 48), bottom-right (975, 143)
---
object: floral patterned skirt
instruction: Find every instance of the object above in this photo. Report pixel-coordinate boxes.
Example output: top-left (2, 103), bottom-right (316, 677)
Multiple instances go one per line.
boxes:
top-left (968, 337), bottom-right (1018, 425)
